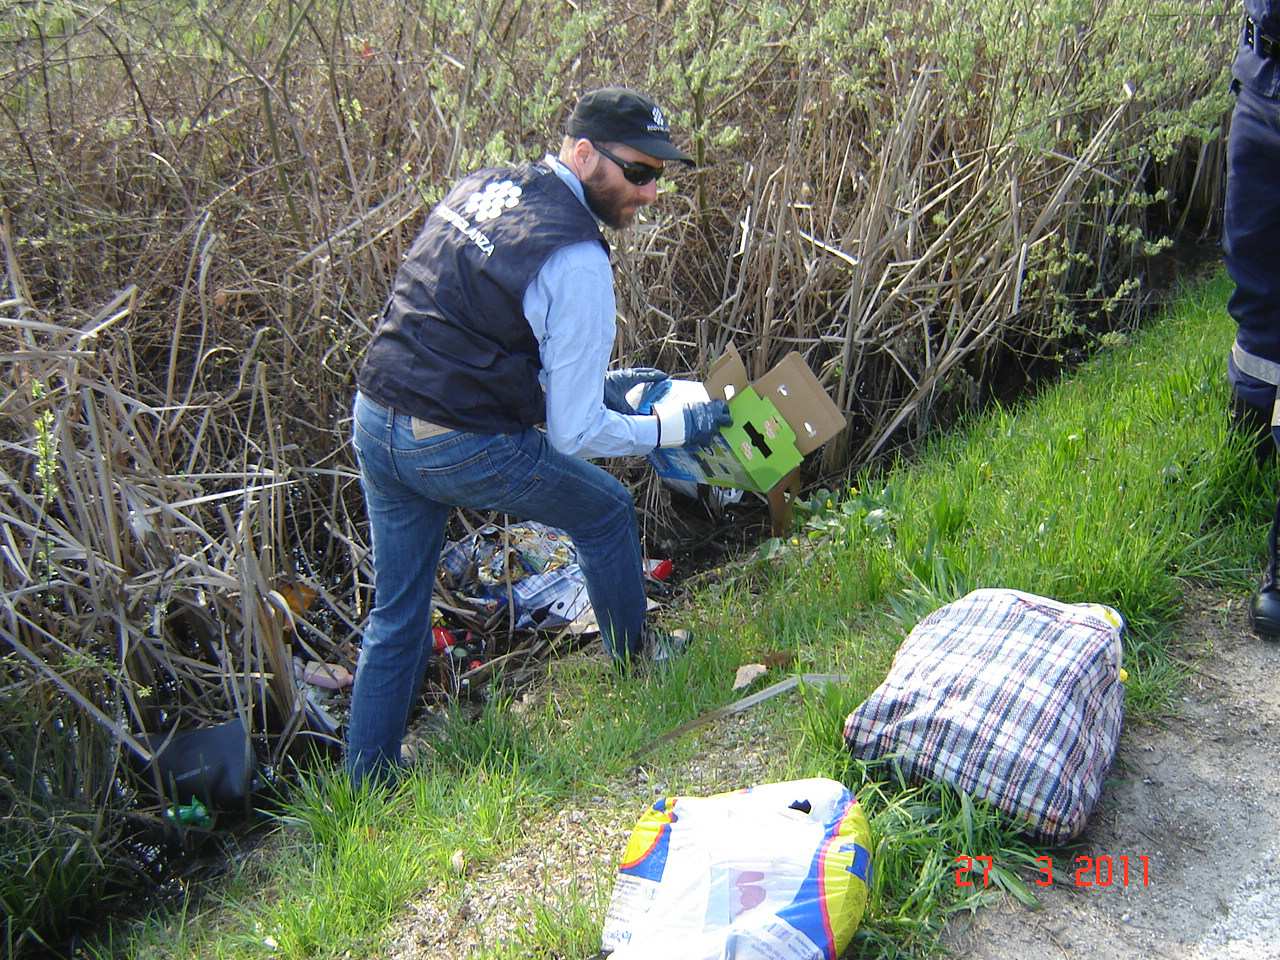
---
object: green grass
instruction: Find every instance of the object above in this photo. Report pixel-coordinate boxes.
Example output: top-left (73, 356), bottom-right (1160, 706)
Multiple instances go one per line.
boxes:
top-left (96, 269), bottom-right (1274, 959)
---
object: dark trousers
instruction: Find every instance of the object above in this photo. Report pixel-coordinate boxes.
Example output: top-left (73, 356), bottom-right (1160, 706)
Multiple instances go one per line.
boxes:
top-left (1225, 82), bottom-right (1280, 416)
top-left (1225, 80), bottom-right (1280, 606)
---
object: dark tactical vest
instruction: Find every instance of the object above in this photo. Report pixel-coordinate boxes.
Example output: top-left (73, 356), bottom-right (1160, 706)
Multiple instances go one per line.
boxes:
top-left (358, 162), bottom-right (607, 432)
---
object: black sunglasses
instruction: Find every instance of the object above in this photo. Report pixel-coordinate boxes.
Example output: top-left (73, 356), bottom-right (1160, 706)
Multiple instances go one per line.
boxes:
top-left (591, 142), bottom-right (663, 186)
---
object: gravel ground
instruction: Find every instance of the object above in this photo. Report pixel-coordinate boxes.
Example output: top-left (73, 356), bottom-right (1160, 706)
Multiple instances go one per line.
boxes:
top-left (380, 586), bottom-right (1280, 960)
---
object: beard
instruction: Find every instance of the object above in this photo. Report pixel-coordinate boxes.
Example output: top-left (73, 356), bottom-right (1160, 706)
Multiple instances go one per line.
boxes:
top-left (581, 169), bottom-right (637, 230)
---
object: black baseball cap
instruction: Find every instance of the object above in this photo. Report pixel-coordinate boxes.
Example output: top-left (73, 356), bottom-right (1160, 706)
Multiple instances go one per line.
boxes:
top-left (566, 87), bottom-right (695, 166)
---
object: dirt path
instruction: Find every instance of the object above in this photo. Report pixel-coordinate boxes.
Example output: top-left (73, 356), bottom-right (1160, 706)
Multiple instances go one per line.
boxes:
top-left (943, 587), bottom-right (1280, 960)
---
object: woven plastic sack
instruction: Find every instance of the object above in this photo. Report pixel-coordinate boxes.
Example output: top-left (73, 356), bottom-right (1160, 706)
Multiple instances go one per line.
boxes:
top-left (601, 778), bottom-right (872, 960)
top-left (843, 588), bottom-right (1125, 844)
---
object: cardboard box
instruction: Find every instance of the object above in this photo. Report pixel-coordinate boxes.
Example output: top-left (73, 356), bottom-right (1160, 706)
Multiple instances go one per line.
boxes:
top-left (648, 345), bottom-right (845, 494)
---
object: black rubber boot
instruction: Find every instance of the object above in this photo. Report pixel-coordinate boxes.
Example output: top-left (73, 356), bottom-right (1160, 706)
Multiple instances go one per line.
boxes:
top-left (1250, 491), bottom-right (1280, 640)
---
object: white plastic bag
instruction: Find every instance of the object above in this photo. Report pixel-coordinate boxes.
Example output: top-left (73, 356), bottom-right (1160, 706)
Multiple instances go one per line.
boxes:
top-left (601, 778), bottom-right (872, 959)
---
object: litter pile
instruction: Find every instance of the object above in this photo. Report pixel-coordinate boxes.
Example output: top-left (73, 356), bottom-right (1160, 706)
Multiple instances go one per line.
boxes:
top-left (435, 520), bottom-right (670, 634)
top-left (290, 520), bottom-right (677, 733)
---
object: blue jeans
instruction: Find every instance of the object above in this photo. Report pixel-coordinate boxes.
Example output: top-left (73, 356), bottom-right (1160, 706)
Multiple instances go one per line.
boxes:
top-left (346, 391), bottom-right (647, 784)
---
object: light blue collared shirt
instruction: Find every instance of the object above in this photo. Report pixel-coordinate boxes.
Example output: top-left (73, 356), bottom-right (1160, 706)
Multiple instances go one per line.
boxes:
top-left (521, 155), bottom-right (660, 459)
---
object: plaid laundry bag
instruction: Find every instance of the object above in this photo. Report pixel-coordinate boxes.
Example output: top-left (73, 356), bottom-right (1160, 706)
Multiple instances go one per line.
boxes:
top-left (843, 588), bottom-right (1125, 844)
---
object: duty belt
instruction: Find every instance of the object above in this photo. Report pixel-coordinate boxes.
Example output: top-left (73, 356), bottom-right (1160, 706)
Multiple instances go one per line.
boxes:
top-left (1245, 16), bottom-right (1280, 59)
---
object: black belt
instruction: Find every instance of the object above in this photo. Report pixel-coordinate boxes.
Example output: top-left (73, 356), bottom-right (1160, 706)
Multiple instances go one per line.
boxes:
top-left (1245, 16), bottom-right (1280, 60)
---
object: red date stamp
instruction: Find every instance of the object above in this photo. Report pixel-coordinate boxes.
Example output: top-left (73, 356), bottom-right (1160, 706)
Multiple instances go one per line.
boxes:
top-left (954, 854), bottom-right (1151, 888)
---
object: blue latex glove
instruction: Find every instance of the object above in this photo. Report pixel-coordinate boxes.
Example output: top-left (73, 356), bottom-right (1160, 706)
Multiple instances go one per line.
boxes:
top-left (681, 399), bottom-right (732, 449)
top-left (603, 367), bottom-right (668, 414)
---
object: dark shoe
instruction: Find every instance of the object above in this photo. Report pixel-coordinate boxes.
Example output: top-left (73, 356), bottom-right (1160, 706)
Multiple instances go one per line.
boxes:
top-left (1250, 585), bottom-right (1280, 639)
top-left (608, 627), bottom-right (693, 673)
top-left (1229, 390), bottom-right (1274, 463)
top-left (1253, 489), bottom-right (1280, 640)
top-left (637, 626), bottom-right (692, 667)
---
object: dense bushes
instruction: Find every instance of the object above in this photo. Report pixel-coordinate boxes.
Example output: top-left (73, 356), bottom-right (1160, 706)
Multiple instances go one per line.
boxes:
top-left (0, 0), bottom-right (1232, 951)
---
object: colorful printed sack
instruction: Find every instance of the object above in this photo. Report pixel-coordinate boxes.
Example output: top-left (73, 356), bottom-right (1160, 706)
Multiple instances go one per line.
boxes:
top-left (602, 778), bottom-right (872, 959)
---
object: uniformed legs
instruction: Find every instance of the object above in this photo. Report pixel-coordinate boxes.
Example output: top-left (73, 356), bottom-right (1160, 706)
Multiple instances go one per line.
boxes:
top-left (346, 392), bottom-right (649, 785)
top-left (1223, 82), bottom-right (1280, 638)
top-left (1225, 83), bottom-right (1280, 415)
